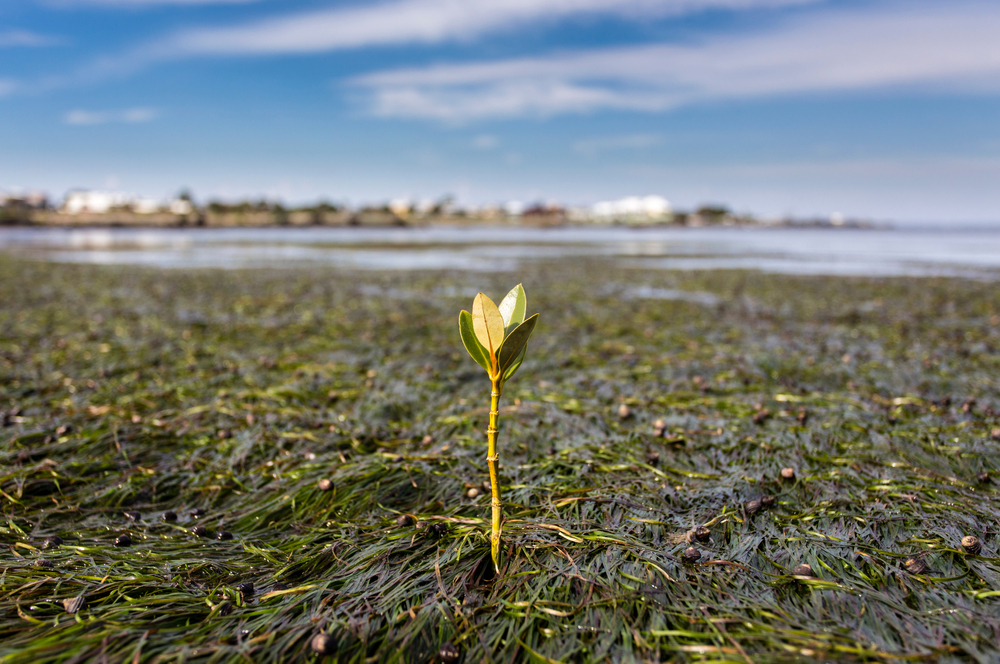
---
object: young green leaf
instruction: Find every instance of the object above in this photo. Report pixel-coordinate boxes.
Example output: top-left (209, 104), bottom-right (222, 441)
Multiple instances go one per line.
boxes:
top-left (472, 293), bottom-right (505, 366)
top-left (459, 309), bottom-right (491, 373)
top-left (498, 283), bottom-right (527, 334)
top-left (496, 313), bottom-right (538, 377)
top-left (502, 343), bottom-right (527, 383)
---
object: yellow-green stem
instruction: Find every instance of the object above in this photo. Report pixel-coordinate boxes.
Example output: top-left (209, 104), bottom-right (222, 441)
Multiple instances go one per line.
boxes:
top-left (487, 379), bottom-right (502, 574)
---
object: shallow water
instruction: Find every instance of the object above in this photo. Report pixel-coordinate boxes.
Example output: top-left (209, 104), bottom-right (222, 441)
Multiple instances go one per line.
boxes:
top-left (2, 225), bottom-right (1000, 278)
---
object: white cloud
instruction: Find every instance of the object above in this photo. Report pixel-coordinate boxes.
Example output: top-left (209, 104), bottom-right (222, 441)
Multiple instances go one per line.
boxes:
top-left (160, 0), bottom-right (817, 56)
top-left (360, 80), bottom-right (669, 122)
top-left (64, 107), bottom-right (158, 125)
top-left (0, 30), bottom-right (61, 47)
top-left (348, 2), bottom-right (1000, 120)
top-left (574, 133), bottom-right (662, 155)
top-left (23, 0), bottom-right (816, 96)
top-left (0, 79), bottom-right (17, 97)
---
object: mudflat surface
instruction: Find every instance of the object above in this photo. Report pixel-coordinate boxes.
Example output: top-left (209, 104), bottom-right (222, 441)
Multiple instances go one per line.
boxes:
top-left (1, 257), bottom-right (999, 662)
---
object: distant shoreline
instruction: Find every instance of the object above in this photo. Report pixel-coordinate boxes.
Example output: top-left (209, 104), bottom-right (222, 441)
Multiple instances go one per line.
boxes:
top-left (0, 212), bottom-right (880, 231)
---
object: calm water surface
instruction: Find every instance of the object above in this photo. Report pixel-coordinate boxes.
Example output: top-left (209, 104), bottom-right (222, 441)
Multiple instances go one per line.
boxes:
top-left (2, 225), bottom-right (1000, 278)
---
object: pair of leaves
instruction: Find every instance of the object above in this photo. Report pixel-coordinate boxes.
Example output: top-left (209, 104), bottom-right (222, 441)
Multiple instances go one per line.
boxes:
top-left (459, 284), bottom-right (538, 384)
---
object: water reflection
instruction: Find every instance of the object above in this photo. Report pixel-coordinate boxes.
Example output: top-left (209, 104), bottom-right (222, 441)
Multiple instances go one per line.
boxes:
top-left (2, 225), bottom-right (999, 278)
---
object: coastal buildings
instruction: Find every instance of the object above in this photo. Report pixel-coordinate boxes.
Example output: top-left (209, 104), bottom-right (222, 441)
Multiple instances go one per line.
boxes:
top-left (1, 188), bottom-right (866, 228)
top-left (62, 190), bottom-right (193, 215)
top-left (577, 195), bottom-right (673, 224)
top-left (63, 190), bottom-right (130, 215)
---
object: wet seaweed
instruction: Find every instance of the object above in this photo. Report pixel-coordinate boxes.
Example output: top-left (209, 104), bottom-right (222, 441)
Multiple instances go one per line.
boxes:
top-left (1, 256), bottom-right (999, 662)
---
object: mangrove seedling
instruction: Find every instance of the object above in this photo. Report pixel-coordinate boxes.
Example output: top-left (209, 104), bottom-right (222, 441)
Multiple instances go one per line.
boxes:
top-left (459, 284), bottom-right (539, 574)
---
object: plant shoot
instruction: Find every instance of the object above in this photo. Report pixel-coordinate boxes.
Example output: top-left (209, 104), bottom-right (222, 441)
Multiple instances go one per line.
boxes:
top-left (459, 284), bottom-right (538, 574)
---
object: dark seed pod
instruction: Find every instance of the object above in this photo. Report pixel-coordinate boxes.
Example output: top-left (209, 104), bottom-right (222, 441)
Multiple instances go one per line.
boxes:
top-left (237, 582), bottom-right (254, 598)
top-left (217, 530), bottom-right (233, 540)
top-left (796, 408), bottom-right (809, 425)
top-left (428, 522), bottom-right (449, 540)
top-left (645, 451), bottom-right (660, 466)
top-left (745, 499), bottom-right (762, 515)
top-left (976, 471), bottom-right (990, 484)
top-left (190, 508), bottom-right (205, 518)
top-left (439, 642), bottom-right (460, 664)
top-left (162, 511), bottom-right (178, 522)
top-left (218, 601), bottom-right (233, 616)
top-left (311, 633), bottom-right (336, 655)
top-left (114, 534), bottom-right (131, 547)
top-left (42, 535), bottom-right (63, 550)
top-left (34, 559), bottom-right (54, 568)
top-left (961, 535), bottom-right (982, 555)
top-left (791, 564), bottom-right (813, 577)
top-left (63, 597), bottom-right (86, 614)
top-left (682, 547), bottom-right (701, 564)
top-left (124, 510), bottom-right (141, 521)
top-left (752, 408), bottom-right (770, 424)
top-left (396, 514), bottom-right (415, 527)
top-left (191, 525), bottom-right (209, 538)
top-left (904, 557), bottom-right (928, 575)
top-left (270, 582), bottom-right (288, 593)
top-left (317, 478), bottom-right (334, 491)
top-left (761, 495), bottom-right (776, 509)
top-left (780, 467), bottom-right (796, 481)
top-left (689, 526), bottom-right (711, 543)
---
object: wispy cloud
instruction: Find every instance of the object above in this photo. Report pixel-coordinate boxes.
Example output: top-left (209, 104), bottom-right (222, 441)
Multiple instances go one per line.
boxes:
top-left (159, 0), bottom-right (817, 56)
top-left (574, 133), bottom-right (662, 155)
top-left (64, 107), bottom-right (158, 125)
top-left (348, 2), bottom-right (1000, 120)
top-left (0, 79), bottom-right (17, 97)
top-left (0, 30), bottom-right (62, 47)
top-left (13, 0), bottom-right (817, 97)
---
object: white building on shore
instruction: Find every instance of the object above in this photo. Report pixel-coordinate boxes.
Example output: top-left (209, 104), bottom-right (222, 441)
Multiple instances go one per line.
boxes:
top-left (63, 190), bottom-right (131, 214)
top-left (62, 190), bottom-right (194, 215)
top-left (573, 195), bottom-right (673, 224)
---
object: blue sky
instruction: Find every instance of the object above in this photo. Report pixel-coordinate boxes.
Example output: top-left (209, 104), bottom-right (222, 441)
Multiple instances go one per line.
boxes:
top-left (1, 0), bottom-right (999, 222)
